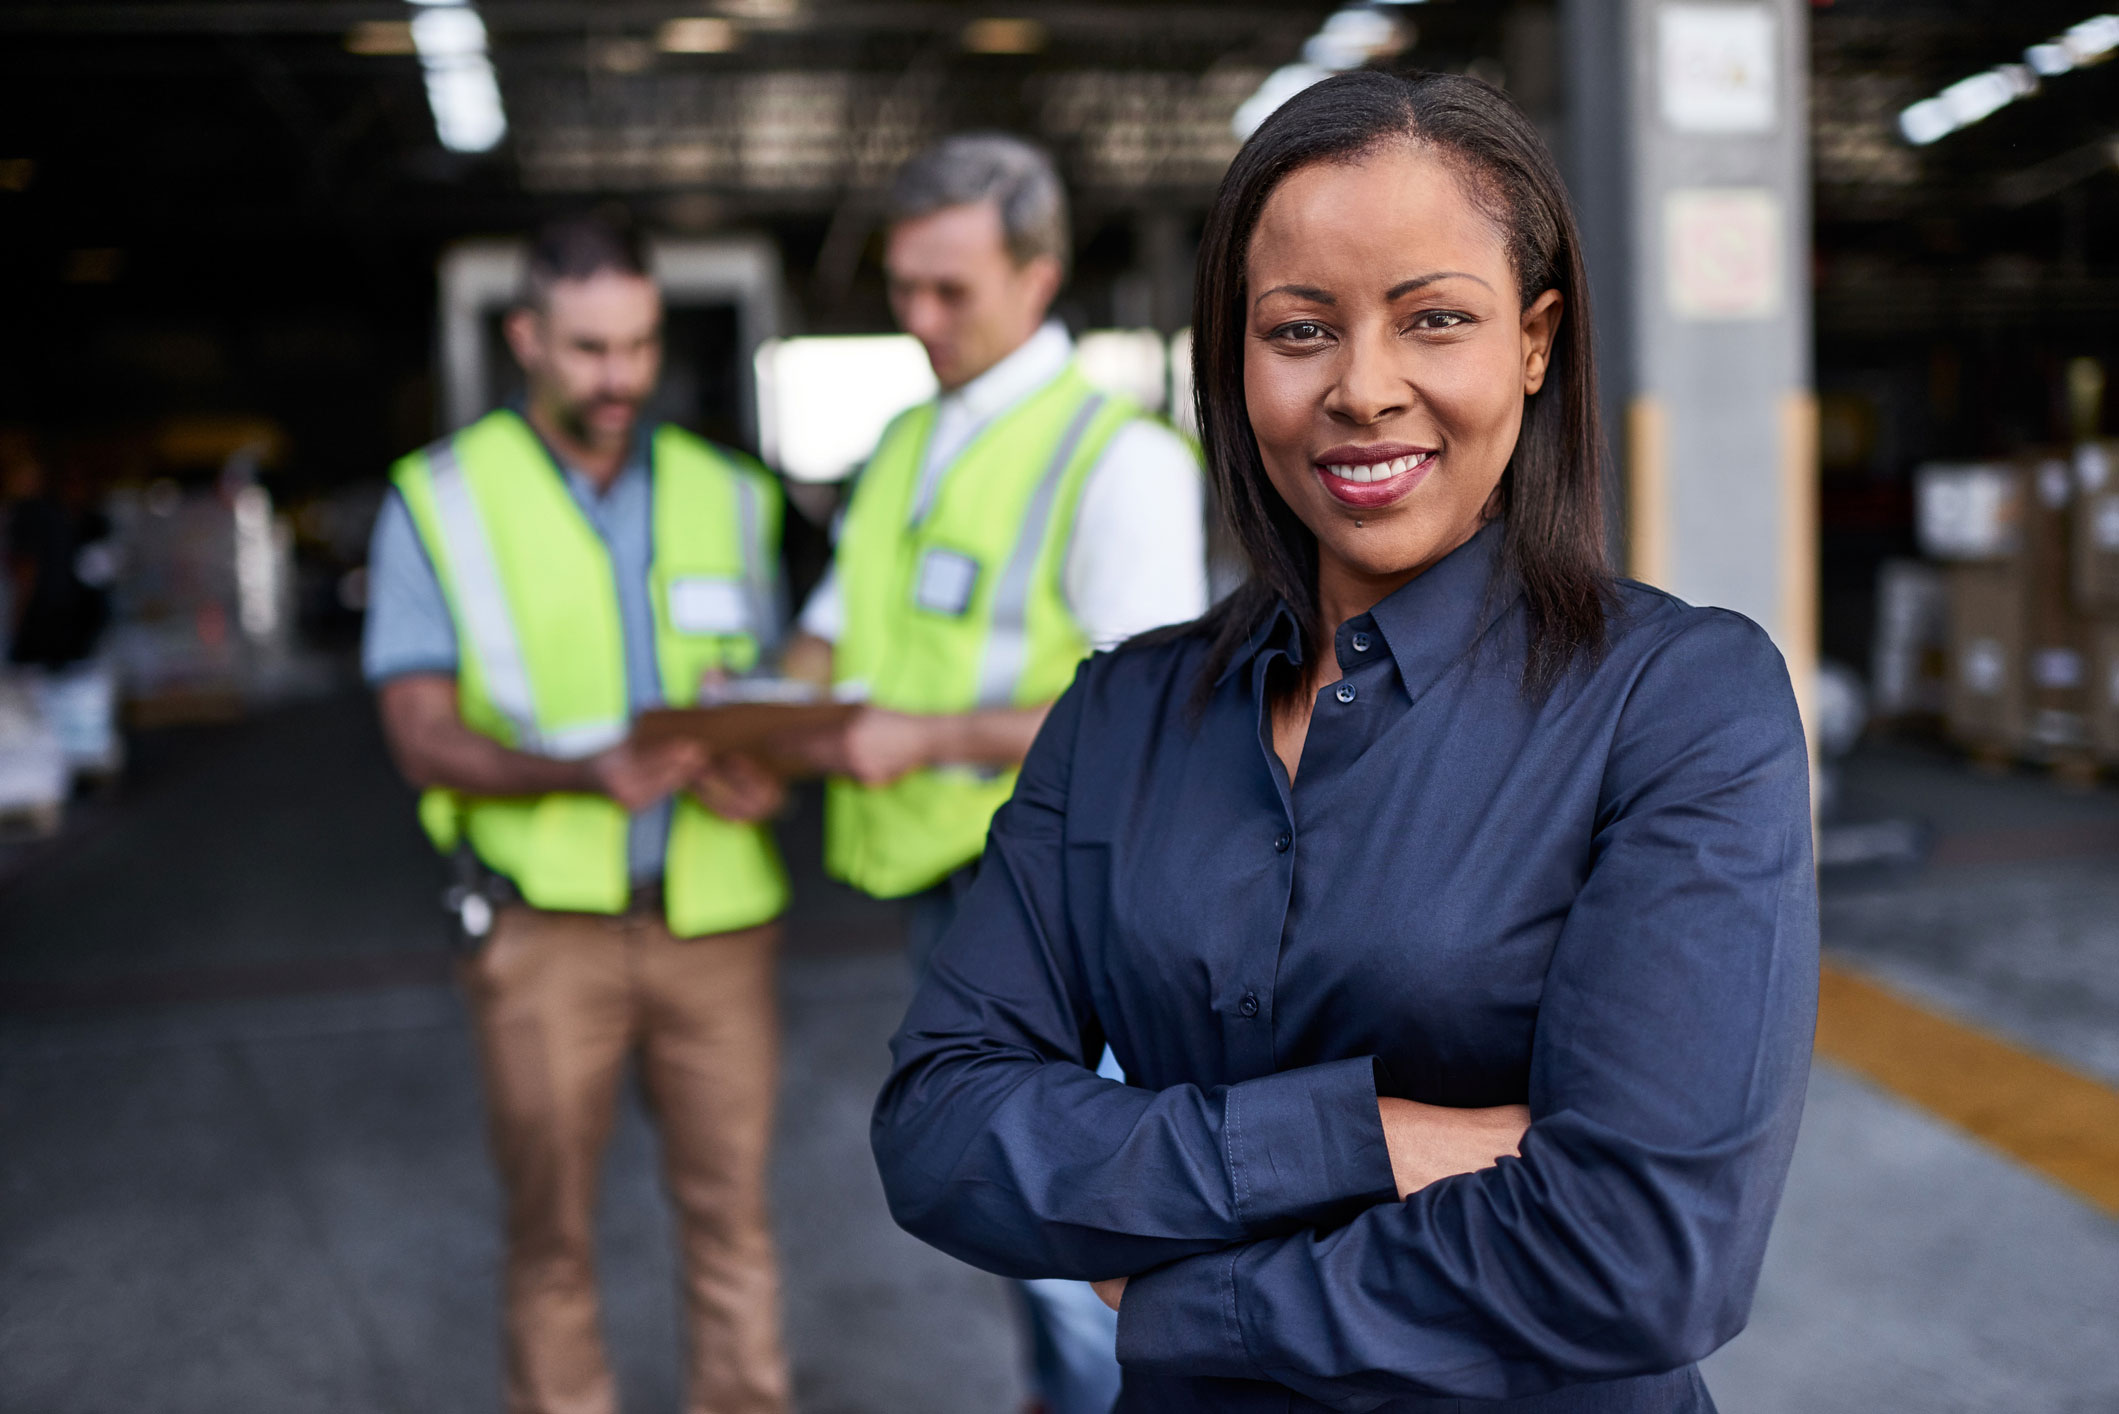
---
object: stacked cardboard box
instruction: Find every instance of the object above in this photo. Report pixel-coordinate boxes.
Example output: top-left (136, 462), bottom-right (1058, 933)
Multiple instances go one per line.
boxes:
top-left (1940, 558), bottom-right (2023, 747)
top-left (2020, 453), bottom-right (2094, 754)
top-left (0, 677), bottom-right (69, 836)
top-left (1917, 446), bottom-right (2119, 764)
top-left (1917, 461), bottom-right (2023, 749)
top-left (2079, 440), bottom-right (2119, 763)
top-left (104, 483), bottom-right (304, 722)
top-left (2094, 622), bottom-right (2119, 761)
top-left (1870, 559), bottom-right (1949, 721)
top-left (2075, 441), bottom-right (2119, 613)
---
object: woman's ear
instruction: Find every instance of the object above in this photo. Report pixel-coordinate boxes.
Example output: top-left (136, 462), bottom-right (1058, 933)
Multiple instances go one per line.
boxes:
top-left (1520, 290), bottom-right (1564, 395)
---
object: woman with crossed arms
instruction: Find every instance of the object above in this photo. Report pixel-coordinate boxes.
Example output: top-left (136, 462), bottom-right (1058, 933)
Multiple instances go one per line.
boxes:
top-left (872, 70), bottom-right (1815, 1414)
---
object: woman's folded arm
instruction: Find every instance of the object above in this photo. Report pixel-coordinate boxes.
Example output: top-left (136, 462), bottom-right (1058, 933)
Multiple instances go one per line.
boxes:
top-left (870, 666), bottom-right (1400, 1280)
top-left (1114, 614), bottom-right (1820, 1402)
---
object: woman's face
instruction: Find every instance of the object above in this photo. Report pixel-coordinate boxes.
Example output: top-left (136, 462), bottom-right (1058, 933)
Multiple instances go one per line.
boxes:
top-left (1243, 141), bottom-right (1562, 599)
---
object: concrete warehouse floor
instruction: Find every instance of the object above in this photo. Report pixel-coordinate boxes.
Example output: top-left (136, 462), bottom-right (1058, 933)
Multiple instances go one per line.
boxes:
top-left (2, 695), bottom-right (2116, 1412)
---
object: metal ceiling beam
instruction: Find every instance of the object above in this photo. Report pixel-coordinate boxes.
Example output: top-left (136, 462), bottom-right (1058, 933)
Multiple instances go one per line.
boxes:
top-left (1993, 133), bottom-right (2119, 208)
top-left (0, 2), bottom-right (1324, 39)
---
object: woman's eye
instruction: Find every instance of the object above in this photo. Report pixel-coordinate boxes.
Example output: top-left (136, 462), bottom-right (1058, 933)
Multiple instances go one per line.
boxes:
top-left (1276, 320), bottom-right (1327, 341)
top-left (1413, 311), bottom-right (1468, 331)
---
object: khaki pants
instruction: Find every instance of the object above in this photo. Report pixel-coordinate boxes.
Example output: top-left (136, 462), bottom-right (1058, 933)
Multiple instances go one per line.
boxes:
top-left (459, 903), bottom-right (790, 1414)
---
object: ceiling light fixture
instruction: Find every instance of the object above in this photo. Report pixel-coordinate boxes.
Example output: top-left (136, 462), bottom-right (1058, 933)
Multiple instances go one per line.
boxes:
top-left (2027, 13), bottom-right (2119, 75)
top-left (595, 37), bottom-right (657, 73)
top-left (409, 2), bottom-right (507, 154)
top-left (716, 0), bottom-right (800, 22)
top-left (659, 17), bottom-right (740, 53)
top-left (1233, 6), bottom-right (1412, 139)
top-left (1900, 12), bottom-right (2118, 146)
top-left (962, 18), bottom-right (1047, 55)
top-left (345, 19), bottom-right (417, 55)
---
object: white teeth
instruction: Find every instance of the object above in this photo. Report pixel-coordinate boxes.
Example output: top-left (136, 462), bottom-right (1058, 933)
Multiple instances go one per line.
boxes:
top-left (1322, 452), bottom-right (1429, 483)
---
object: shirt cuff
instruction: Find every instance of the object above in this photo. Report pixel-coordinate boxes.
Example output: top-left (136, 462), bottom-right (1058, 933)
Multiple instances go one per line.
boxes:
top-left (1223, 1056), bottom-right (1398, 1231)
top-left (362, 655), bottom-right (460, 687)
top-left (1114, 1246), bottom-right (1255, 1379)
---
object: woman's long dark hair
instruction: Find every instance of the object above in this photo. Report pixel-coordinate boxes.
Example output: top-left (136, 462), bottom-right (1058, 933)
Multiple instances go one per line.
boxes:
top-left (1191, 69), bottom-right (1613, 698)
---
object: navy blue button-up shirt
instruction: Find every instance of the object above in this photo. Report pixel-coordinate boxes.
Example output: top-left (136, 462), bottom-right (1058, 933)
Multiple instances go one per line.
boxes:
top-left (872, 521), bottom-right (1817, 1413)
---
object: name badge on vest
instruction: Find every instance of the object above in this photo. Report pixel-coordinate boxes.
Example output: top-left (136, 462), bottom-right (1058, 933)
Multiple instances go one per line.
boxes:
top-left (668, 577), bottom-right (750, 636)
top-left (913, 548), bottom-right (980, 618)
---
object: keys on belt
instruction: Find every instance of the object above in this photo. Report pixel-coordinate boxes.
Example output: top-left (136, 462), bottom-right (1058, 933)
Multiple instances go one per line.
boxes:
top-left (442, 851), bottom-right (663, 950)
top-left (443, 848), bottom-right (517, 952)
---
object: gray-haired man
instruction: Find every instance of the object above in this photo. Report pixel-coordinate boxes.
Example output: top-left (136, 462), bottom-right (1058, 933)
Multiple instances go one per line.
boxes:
top-left (784, 135), bottom-right (1207, 1414)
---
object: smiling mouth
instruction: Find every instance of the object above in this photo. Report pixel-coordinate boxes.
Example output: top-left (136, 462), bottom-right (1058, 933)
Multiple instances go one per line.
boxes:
top-left (1319, 451), bottom-right (1434, 484)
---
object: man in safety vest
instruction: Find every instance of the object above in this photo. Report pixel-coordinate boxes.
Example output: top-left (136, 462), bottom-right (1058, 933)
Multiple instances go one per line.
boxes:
top-left (783, 135), bottom-right (1208, 1414)
top-left (364, 213), bottom-right (790, 1414)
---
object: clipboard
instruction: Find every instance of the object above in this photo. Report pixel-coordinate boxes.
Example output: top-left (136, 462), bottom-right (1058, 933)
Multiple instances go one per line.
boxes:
top-left (632, 680), bottom-right (863, 775)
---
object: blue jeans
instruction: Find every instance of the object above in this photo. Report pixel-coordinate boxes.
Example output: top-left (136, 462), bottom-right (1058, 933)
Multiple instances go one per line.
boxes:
top-left (1017, 1278), bottom-right (1122, 1414)
top-left (905, 865), bottom-right (1123, 1414)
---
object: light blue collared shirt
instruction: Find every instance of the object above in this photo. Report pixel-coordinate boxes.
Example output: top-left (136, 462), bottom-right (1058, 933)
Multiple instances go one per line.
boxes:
top-left (363, 422), bottom-right (672, 882)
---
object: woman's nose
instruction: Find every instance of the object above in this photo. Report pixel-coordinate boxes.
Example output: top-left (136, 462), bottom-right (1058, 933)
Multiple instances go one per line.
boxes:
top-left (1328, 330), bottom-right (1409, 424)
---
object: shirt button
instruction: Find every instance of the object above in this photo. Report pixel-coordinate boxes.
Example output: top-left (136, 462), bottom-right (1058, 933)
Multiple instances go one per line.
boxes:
top-left (1273, 830), bottom-right (1291, 853)
top-left (1351, 632), bottom-right (1372, 652)
top-left (1335, 682), bottom-right (1357, 704)
top-left (1238, 991), bottom-right (1260, 1018)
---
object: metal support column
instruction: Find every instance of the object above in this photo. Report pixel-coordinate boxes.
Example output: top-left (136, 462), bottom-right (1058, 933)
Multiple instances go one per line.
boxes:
top-left (1560, 0), bottom-right (1817, 730)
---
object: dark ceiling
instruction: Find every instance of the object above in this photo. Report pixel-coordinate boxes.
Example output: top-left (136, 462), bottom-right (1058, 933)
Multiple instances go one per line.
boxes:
top-left (0, 1), bottom-right (1379, 479)
top-left (1809, 1), bottom-right (2119, 341)
top-left (0, 2), bottom-right (1378, 260)
top-left (1, 0), bottom-right (2115, 485)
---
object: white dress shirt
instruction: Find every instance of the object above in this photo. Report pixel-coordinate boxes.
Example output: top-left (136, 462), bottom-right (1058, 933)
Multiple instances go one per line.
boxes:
top-left (799, 321), bottom-right (1208, 651)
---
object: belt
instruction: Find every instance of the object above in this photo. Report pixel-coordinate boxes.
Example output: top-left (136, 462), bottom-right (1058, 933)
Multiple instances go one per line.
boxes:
top-left (451, 849), bottom-right (662, 926)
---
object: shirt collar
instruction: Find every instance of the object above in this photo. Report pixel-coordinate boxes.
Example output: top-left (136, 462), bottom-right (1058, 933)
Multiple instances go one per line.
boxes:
top-left (1218, 597), bottom-right (1303, 685)
top-left (1365, 518), bottom-right (1517, 703)
top-left (942, 320), bottom-right (1073, 424)
top-left (510, 402), bottom-right (652, 501)
top-left (561, 438), bottom-right (650, 503)
top-left (1220, 519), bottom-right (1518, 700)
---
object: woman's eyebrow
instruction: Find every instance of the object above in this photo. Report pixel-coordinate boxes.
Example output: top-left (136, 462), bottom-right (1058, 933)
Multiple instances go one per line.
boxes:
top-left (1387, 271), bottom-right (1492, 298)
top-left (1253, 283), bottom-right (1335, 309)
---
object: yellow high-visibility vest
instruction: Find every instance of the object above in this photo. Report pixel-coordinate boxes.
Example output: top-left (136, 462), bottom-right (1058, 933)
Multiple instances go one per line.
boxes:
top-left (393, 408), bottom-right (789, 937)
top-left (826, 365), bottom-right (1144, 898)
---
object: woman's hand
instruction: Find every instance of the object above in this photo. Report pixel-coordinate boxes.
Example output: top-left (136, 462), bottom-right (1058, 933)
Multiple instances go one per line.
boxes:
top-left (1377, 1098), bottom-right (1531, 1199)
top-left (1086, 1103), bottom-right (1527, 1313)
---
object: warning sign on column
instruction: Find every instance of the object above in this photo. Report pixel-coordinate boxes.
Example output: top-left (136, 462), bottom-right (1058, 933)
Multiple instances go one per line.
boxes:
top-left (1664, 187), bottom-right (1782, 321)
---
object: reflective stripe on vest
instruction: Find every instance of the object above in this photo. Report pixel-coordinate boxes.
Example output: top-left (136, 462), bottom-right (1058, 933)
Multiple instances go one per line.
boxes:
top-left (975, 392), bottom-right (1106, 709)
top-left (425, 439), bottom-right (625, 759)
top-left (824, 369), bottom-right (1144, 897)
top-left (732, 469), bottom-right (774, 672)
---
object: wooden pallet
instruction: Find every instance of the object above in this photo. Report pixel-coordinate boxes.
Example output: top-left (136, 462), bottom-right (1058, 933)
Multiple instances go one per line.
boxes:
top-left (125, 688), bottom-right (244, 729)
top-left (0, 800), bottom-right (64, 841)
top-left (1964, 742), bottom-right (2015, 776)
top-left (1958, 740), bottom-right (2112, 788)
top-left (2045, 752), bottom-right (2108, 790)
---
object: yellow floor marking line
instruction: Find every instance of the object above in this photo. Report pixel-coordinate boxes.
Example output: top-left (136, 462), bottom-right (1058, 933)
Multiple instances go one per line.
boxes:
top-left (1815, 962), bottom-right (2119, 1220)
